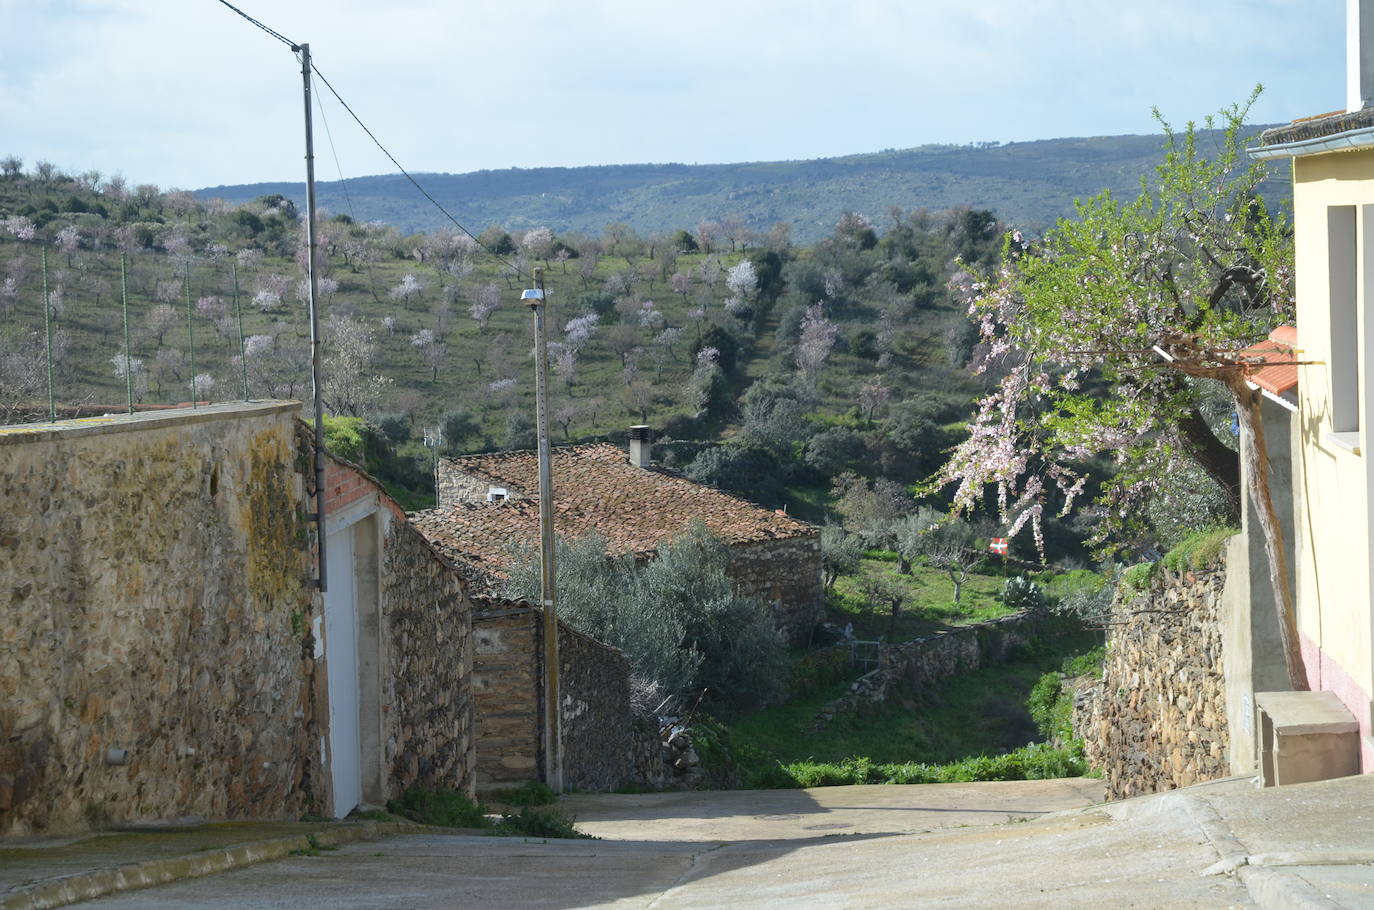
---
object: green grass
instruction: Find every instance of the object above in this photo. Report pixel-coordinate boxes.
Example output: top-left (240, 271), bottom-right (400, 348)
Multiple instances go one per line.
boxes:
top-left (1161, 526), bottom-right (1237, 573)
top-left (778, 741), bottom-right (1091, 788)
top-left (725, 622), bottom-right (1102, 768)
top-left (828, 560), bottom-right (1016, 641)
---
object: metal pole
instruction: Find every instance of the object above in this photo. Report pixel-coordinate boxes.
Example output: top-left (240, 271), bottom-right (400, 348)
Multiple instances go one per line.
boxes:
top-left (529, 266), bottom-right (561, 794)
top-left (121, 253), bottom-right (133, 414)
top-left (184, 262), bottom-right (196, 408)
top-left (41, 248), bottom-right (54, 422)
top-left (233, 261), bottom-right (249, 400)
top-left (301, 42), bottom-right (328, 592)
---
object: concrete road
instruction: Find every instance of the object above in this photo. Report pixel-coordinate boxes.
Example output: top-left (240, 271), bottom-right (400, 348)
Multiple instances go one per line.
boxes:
top-left (67, 777), bottom-right (1258, 909)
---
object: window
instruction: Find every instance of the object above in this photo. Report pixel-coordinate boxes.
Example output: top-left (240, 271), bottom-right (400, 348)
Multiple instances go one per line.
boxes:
top-left (1329, 205), bottom-right (1359, 437)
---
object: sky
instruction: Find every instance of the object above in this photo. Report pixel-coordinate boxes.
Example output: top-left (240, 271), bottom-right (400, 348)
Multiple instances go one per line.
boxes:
top-left (0, 0), bottom-right (1347, 191)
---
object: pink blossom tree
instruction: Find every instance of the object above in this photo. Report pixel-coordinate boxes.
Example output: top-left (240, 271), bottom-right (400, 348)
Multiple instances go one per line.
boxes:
top-left (932, 94), bottom-right (1305, 687)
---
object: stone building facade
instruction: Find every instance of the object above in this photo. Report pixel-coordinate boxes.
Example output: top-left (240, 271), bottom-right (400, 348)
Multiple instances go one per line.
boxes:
top-left (0, 403), bottom-right (475, 838)
top-left (471, 600), bottom-right (633, 792)
top-left (1073, 558), bottom-right (1230, 799)
top-left (418, 440), bottom-right (823, 645)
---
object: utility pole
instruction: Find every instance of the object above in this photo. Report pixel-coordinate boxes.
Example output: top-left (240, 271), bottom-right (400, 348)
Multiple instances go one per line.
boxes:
top-left (524, 267), bottom-right (561, 794)
top-left (300, 42), bottom-right (328, 592)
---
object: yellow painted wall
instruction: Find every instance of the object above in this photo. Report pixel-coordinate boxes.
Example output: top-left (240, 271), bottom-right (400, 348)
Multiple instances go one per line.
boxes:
top-left (1292, 149), bottom-right (1374, 705)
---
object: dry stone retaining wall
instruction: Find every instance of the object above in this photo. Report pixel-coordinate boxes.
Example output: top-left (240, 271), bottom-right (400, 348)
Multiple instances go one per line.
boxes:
top-left (1073, 559), bottom-right (1230, 799)
top-left (810, 610), bottom-right (1058, 730)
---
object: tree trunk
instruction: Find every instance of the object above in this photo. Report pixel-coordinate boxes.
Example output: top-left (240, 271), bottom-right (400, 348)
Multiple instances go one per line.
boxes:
top-left (1177, 406), bottom-right (1242, 524)
top-left (1229, 379), bottom-right (1309, 691)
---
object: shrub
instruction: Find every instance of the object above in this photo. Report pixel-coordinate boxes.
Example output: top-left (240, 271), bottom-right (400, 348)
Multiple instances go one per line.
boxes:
top-left (495, 806), bottom-right (593, 839)
top-left (504, 523), bottom-right (787, 706)
top-left (388, 787), bottom-right (489, 828)
top-left (1001, 575), bottom-right (1046, 612)
top-left (1119, 562), bottom-right (1157, 597)
top-left (377, 412), bottom-right (411, 445)
top-left (322, 414), bottom-right (366, 463)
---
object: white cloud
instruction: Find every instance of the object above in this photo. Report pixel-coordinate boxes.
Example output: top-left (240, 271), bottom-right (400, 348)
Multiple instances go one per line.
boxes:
top-left (0, 0), bottom-right (1345, 189)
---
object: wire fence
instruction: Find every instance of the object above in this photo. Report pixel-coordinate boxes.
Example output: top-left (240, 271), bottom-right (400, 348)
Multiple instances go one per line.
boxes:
top-left (1, 232), bottom-right (313, 426)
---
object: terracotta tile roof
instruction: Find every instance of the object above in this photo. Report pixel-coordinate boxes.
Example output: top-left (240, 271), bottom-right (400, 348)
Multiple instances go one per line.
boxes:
top-left (414, 443), bottom-right (815, 592)
top-left (1236, 326), bottom-right (1298, 397)
top-left (1260, 109), bottom-right (1374, 148)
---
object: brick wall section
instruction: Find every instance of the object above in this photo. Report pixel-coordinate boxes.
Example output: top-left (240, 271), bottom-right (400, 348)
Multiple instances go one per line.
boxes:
top-left (471, 602), bottom-right (633, 792)
top-left (380, 520), bottom-right (475, 798)
top-left (1073, 559), bottom-right (1230, 799)
top-left (726, 536), bottom-right (823, 647)
top-left (324, 459), bottom-right (380, 514)
top-left (0, 404), bottom-right (326, 837)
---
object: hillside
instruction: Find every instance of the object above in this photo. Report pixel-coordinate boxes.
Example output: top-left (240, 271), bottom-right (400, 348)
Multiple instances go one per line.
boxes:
top-left (195, 128), bottom-right (1287, 244)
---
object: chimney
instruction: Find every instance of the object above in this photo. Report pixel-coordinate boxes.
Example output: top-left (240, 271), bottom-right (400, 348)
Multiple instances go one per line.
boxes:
top-left (628, 425), bottom-right (653, 469)
top-left (1350, 0), bottom-right (1374, 112)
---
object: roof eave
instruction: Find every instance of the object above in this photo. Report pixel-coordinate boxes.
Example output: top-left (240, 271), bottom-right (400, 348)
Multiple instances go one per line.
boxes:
top-left (1250, 124), bottom-right (1374, 160)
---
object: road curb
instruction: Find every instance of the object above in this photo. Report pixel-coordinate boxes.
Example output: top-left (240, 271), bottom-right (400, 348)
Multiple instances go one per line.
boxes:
top-left (1, 821), bottom-right (429, 910)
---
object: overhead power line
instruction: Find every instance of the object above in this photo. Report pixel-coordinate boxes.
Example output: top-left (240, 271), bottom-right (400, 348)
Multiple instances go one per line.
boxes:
top-left (212, 0), bottom-right (529, 279)
top-left (213, 0), bottom-right (297, 49)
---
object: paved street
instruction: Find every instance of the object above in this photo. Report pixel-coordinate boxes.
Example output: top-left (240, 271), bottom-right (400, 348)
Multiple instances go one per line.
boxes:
top-left (48, 774), bottom-right (1374, 909)
top-left (66, 776), bottom-right (1265, 909)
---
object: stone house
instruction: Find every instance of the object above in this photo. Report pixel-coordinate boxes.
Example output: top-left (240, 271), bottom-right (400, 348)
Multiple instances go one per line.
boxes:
top-left (0, 402), bottom-right (475, 838)
top-left (415, 428), bottom-right (824, 646)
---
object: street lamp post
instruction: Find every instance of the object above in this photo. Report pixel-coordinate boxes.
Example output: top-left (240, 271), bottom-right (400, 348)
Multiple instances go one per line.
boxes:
top-left (522, 267), bottom-right (562, 794)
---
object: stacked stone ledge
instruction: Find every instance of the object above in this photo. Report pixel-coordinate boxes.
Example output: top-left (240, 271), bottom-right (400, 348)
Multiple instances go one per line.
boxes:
top-left (1072, 558), bottom-right (1230, 799)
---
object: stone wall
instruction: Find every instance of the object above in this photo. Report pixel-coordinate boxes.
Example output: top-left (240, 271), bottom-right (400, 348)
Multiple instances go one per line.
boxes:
top-left (558, 621), bottom-right (633, 792)
top-left (1073, 558), bottom-right (1230, 799)
top-left (379, 518), bottom-right (475, 798)
top-left (470, 602), bottom-right (633, 792)
top-left (809, 609), bottom-right (1060, 730)
top-left (0, 404), bottom-right (325, 837)
top-left (727, 536), bottom-right (824, 647)
top-left (471, 608), bottom-right (542, 790)
top-left (437, 466), bottom-right (520, 508)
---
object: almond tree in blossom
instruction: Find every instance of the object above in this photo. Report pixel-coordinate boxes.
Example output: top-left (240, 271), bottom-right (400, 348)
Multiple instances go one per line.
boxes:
top-left (469, 282), bottom-right (501, 334)
top-left (932, 94), bottom-right (1305, 687)
top-left (796, 302), bottom-right (837, 381)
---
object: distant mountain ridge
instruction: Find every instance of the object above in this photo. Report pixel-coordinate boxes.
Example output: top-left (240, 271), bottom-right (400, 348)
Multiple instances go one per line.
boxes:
top-left (195, 127), bottom-right (1286, 243)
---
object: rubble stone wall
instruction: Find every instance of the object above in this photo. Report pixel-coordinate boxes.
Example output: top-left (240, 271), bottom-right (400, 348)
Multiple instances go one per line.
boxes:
top-left (0, 404), bottom-right (325, 838)
top-left (437, 467), bottom-right (520, 508)
top-left (1073, 559), bottom-right (1230, 799)
top-left (727, 536), bottom-right (824, 647)
top-left (380, 519), bottom-right (476, 798)
top-left (558, 621), bottom-right (633, 792)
